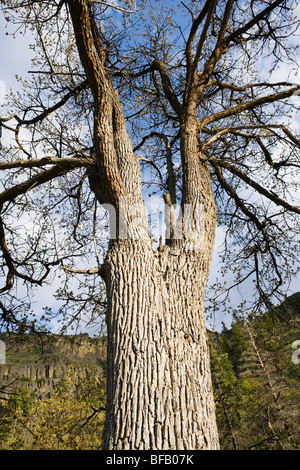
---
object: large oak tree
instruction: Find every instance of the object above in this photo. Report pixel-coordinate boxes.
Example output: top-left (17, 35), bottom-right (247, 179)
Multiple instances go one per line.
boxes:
top-left (0, 0), bottom-right (299, 450)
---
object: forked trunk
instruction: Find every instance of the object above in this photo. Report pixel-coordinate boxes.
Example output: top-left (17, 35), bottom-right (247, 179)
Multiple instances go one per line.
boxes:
top-left (102, 237), bottom-right (219, 450)
top-left (100, 108), bottom-right (219, 449)
top-left (67, 2), bottom-right (219, 446)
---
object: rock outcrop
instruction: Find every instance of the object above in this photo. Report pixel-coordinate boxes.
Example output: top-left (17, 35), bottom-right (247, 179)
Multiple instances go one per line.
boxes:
top-left (0, 333), bottom-right (106, 399)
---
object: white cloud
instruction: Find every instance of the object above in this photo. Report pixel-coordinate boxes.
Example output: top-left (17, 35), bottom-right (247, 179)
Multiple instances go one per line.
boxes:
top-left (0, 11), bottom-right (34, 96)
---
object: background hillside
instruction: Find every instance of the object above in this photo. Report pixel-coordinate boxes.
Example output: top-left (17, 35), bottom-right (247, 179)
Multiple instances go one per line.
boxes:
top-left (209, 292), bottom-right (300, 450)
top-left (0, 334), bottom-right (107, 449)
top-left (0, 294), bottom-right (299, 450)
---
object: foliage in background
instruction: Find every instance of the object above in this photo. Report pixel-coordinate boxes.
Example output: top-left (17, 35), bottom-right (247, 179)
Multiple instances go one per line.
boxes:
top-left (210, 292), bottom-right (300, 450)
top-left (0, 366), bottom-right (106, 450)
top-left (0, 293), bottom-right (299, 450)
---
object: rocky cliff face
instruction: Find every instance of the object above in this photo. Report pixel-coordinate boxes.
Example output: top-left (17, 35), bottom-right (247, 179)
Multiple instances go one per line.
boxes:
top-left (0, 333), bottom-right (106, 399)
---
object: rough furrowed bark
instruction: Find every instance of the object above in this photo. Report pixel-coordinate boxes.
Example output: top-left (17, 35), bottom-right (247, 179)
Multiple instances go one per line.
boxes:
top-left (102, 239), bottom-right (219, 450)
top-left (68, 1), bottom-right (219, 449)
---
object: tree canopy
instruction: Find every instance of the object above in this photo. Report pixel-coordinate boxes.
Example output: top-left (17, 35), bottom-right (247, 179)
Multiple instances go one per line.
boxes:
top-left (0, 0), bottom-right (300, 333)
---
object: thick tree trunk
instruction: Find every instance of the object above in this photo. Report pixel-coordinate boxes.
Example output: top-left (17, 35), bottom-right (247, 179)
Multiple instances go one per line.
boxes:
top-left (68, 1), bottom-right (219, 449)
top-left (102, 238), bottom-right (219, 450)
top-left (101, 109), bottom-right (219, 450)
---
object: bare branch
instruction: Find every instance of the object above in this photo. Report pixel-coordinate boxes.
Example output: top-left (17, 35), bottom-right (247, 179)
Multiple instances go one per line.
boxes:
top-left (201, 123), bottom-right (300, 150)
top-left (0, 156), bottom-right (93, 171)
top-left (185, 0), bottom-right (217, 90)
top-left (152, 60), bottom-right (182, 119)
top-left (225, 0), bottom-right (287, 44)
top-left (137, 156), bottom-right (163, 183)
top-left (185, 0), bottom-right (211, 71)
top-left (0, 80), bottom-right (88, 127)
top-left (61, 266), bottom-right (100, 274)
top-left (206, 80), bottom-right (298, 93)
top-left (61, 264), bottom-right (107, 279)
top-left (89, 0), bottom-right (138, 13)
top-left (200, 85), bottom-right (300, 128)
top-left (211, 160), bottom-right (265, 232)
top-left (0, 214), bottom-right (51, 292)
top-left (210, 157), bottom-right (300, 214)
top-left (0, 162), bottom-right (85, 208)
